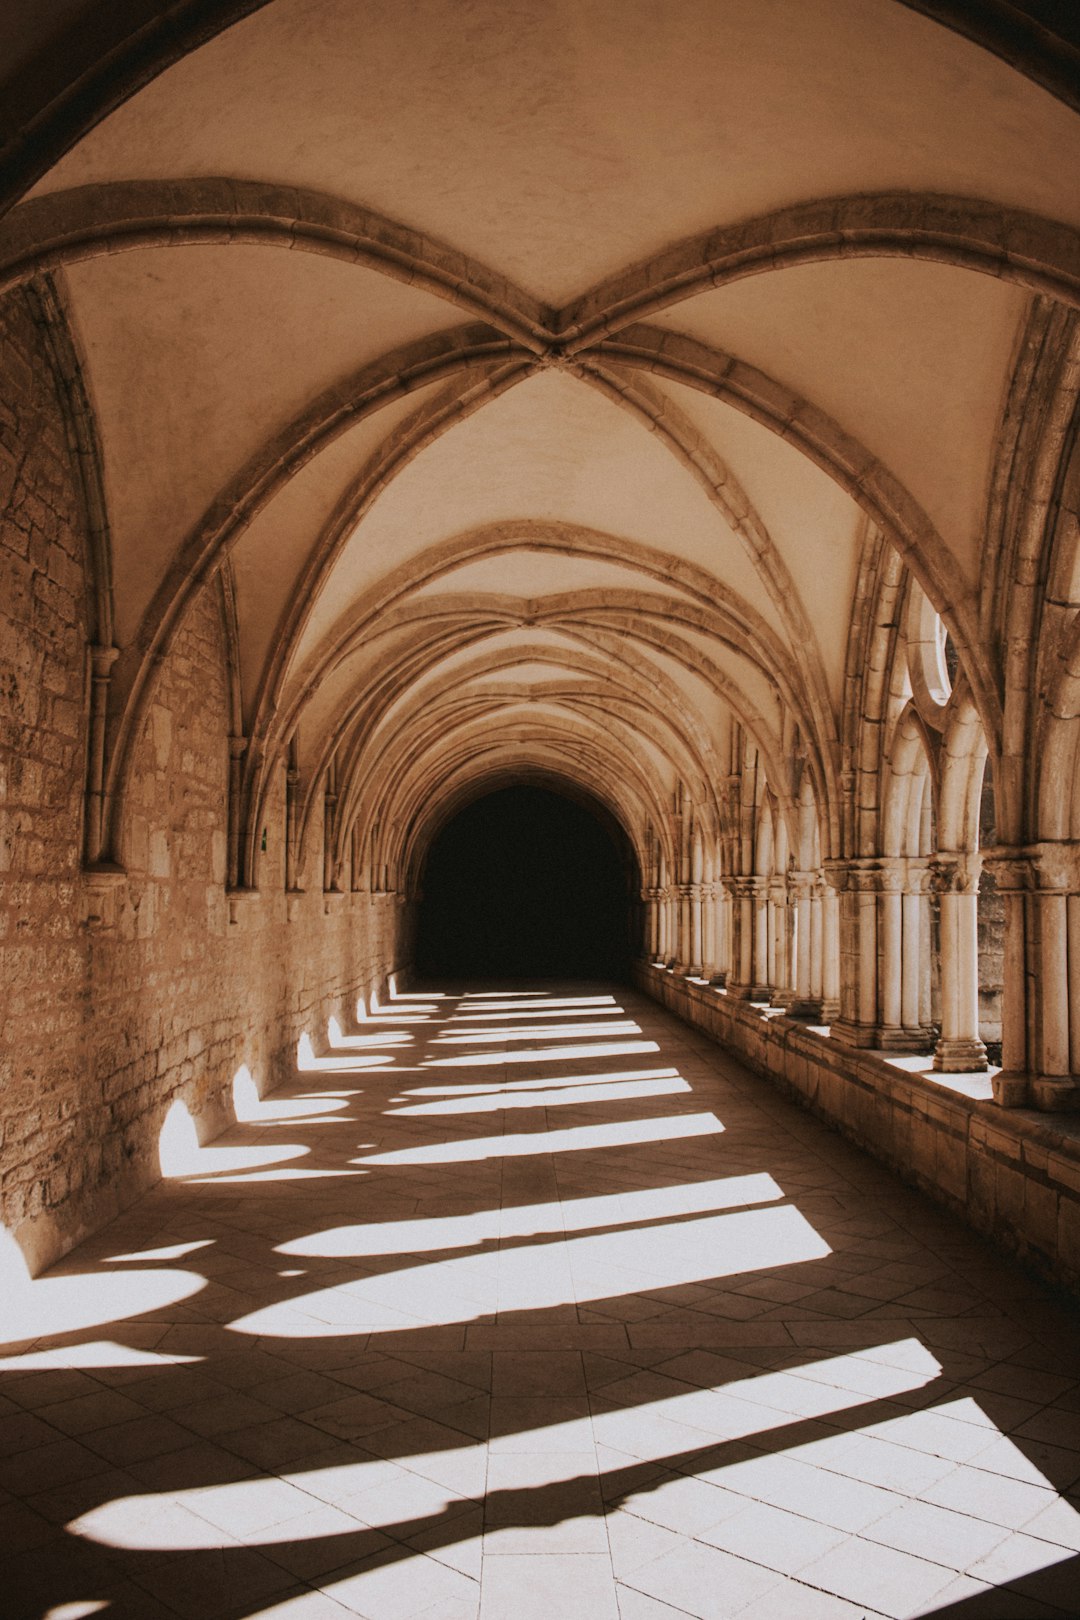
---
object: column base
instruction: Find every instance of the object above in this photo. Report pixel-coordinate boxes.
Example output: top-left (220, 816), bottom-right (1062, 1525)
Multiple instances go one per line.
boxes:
top-left (726, 982), bottom-right (772, 1002)
top-left (1031, 1075), bottom-right (1080, 1112)
top-left (870, 1025), bottom-right (936, 1054)
top-left (786, 996), bottom-right (824, 1020)
top-left (991, 1069), bottom-right (1030, 1107)
top-left (769, 989), bottom-right (796, 1010)
top-left (710, 971), bottom-right (727, 988)
top-left (685, 964), bottom-right (704, 979)
top-left (828, 1017), bottom-right (879, 1048)
top-left (932, 1036), bottom-right (988, 1073)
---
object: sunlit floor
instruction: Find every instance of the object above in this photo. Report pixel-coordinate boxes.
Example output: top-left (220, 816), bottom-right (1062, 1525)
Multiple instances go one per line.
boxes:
top-left (3, 985), bottom-right (1080, 1620)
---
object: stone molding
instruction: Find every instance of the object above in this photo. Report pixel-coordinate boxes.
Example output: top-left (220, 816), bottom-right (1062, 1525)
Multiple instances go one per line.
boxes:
top-left (984, 841), bottom-right (1080, 892)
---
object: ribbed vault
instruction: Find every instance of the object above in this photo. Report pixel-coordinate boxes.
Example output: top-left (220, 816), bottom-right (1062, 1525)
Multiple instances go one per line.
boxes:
top-left (2, 0), bottom-right (1078, 989)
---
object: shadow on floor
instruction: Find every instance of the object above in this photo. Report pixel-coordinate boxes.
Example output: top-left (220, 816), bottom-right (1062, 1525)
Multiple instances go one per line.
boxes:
top-left (2, 980), bottom-right (1079, 1619)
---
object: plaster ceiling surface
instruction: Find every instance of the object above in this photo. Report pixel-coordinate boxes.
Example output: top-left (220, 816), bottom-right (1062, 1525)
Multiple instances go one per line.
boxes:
top-left (64, 247), bottom-right (455, 642)
top-left (654, 381), bottom-right (866, 702)
top-left (31, 0), bottom-right (1080, 300)
top-left (295, 610), bottom-right (674, 758)
top-left (293, 368), bottom-right (784, 670)
top-left (651, 260), bottom-right (1029, 585)
top-left (229, 383), bottom-right (445, 718)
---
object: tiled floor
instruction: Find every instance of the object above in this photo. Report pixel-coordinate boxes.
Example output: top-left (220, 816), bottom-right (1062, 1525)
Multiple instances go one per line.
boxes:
top-left (3, 983), bottom-right (1080, 1620)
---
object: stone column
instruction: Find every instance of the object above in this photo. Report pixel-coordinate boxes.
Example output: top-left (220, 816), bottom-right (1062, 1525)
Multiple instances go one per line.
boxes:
top-left (787, 871), bottom-right (820, 1017)
top-left (687, 884), bottom-right (704, 976)
top-left (650, 887), bottom-right (664, 961)
top-left (85, 643), bottom-right (120, 868)
top-left (664, 886), bottom-right (678, 967)
top-left (712, 882), bottom-right (731, 986)
top-left (822, 880), bottom-right (841, 1022)
top-left (226, 733), bottom-right (248, 892)
top-left (875, 858), bottom-right (935, 1053)
top-left (825, 859), bottom-right (880, 1047)
top-left (932, 854), bottom-right (988, 1072)
top-left (701, 881), bottom-right (718, 980)
top-left (985, 844), bottom-right (1080, 1109)
top-left (285, 764), bottom-right (301, 894)
top-left (323, 786), bottom-right (341, 893)
top-left (671, 881), bottom-right (694, 975)
top-left (769, 879), bottom-right (796, 1008)
top-left (765, 887), bottom-right (776, 986)
top-left (726, 876), bottom-right (770, 999)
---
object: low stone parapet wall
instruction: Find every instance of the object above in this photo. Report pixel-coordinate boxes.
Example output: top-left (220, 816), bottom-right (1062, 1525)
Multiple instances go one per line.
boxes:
top-left (635, 961), bottom-right (1080, 1297)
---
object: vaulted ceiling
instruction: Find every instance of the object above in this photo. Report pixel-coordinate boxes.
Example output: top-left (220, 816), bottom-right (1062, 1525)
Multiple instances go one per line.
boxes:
top-left (3, 0), bottom-right (1079, 883)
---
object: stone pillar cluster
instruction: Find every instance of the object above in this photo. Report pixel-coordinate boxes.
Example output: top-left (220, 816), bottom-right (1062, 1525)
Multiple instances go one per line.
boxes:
top-left (986, 844), bottom-right (1080, 1111)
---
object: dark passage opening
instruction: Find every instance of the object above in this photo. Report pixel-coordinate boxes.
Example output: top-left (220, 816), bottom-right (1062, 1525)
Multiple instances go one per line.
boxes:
top-left (414, 785), bottom-right (635, 979)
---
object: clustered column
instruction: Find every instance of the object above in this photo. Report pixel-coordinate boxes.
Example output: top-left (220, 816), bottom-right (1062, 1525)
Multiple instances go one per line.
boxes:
top-left (988, 843), bottom-right (1080, 1110)
top-left (932, 854), bottom-right (987, 1073)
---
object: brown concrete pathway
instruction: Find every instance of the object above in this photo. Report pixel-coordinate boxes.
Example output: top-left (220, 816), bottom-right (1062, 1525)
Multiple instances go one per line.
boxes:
top-left (2, 983), bottom-right (1080, 1620)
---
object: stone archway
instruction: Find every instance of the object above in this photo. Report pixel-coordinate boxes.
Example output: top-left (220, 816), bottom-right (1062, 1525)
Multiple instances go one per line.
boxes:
top-left (414, 783), bottom-right (637, 980)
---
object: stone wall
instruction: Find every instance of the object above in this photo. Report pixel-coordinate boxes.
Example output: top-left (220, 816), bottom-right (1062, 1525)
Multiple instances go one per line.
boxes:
top-left (636, 962), bottom-right (1080, 1296)
top-left (0, 287), bottom-right (94, 1275)
top-left (0, 287), bottom-right (407, 1275)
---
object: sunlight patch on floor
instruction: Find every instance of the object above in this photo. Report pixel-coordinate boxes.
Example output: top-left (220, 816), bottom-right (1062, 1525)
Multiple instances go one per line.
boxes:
top-left (402, 1065), bottom-right (682, 1097)
top-left (0, 1340), bottom-right (203, 1370)
top-left (449, 1001), bottom-right (624, 1021)
top-left (277, 1171), bottom-right (786, 1257)
top-left (229, 1200), bottom-right (822, 1337)
top-left (68, 1343), bottom-right (943, 1555)
top-left (0, 1266), bottom-right (206, 1347)
top-left (352, 1110), bottom-right (723, 1166)
top-left (435, 1020), bottom-right (641, 1044)
top-left (388, 1073), bottom-right (692, 1115)
top-left (426, 1038), bottom-right (661, 1066)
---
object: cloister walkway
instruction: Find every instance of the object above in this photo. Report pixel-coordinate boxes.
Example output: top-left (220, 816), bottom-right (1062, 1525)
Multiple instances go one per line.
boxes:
top-left (2, 985), bottom-right (1080, 1620)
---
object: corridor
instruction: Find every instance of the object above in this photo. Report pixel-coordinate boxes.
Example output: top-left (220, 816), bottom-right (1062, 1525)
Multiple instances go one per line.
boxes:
top-left (1, 989), bottom-right (1079, 1620)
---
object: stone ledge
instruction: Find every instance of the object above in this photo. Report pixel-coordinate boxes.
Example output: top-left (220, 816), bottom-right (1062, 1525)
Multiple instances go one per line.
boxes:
top-left (635, 961), bottom-right (1080, 1297)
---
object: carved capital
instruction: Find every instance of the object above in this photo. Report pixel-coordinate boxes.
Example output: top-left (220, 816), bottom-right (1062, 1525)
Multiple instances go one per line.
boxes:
top-left (930, 852), bottom-right (981, 895)
top-left (983, 842), bottom-right (1080, 893)
top-left (89, 642), bottom-right (120, 681)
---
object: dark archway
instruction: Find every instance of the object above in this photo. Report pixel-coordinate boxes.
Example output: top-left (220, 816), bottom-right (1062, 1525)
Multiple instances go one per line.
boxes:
top-left (414, 785), bottom-right (635, 979)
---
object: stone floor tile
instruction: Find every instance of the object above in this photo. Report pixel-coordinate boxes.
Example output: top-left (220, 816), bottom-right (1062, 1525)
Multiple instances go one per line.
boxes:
top-left (906, 1575), bottom-right (1069, 1618)
top-left (481, 1552), bottom-right (619, 1619)
top-left (0, 1435), bottom-right (114, 1496)
top-left (621, 1540), bottom-right (782, 1617)
top-left (1022, 1492), bottom-right (1080, 1551)
top-left (698, 1498), bottom-right (848, 1574)
top-left (815, 1432), bottom-right (958, 1494)
top-left (130, 1545), bottom-right (299, 1618)
top-left (615, 1587), bottom-right (702, 1620)
top-left (0, 1409), bottom-right (67, 1454)
top-left (737, 1583), bottom-right (888, 1618)
top-left (6, 986), bottom-right (1080, 1618)
top-left (708, 1451), bottom-right (904, 1533)
top-left (863, 1496), bottom-right (1010, 1568)
top-left (227, 1591), bottom-right (367, 1619)
top-left (968, 1434), bottom-right (1080, 1491)
top-left (318, 1545), bottom-right (480, 1618)
top-left (402, 1506), bottom-right (485, 1577)
top-left (622, 1471), bottom-right (746, 1536)
top-left (797, 1535), bottom-right (960, 1616)
top-left (964, 1530), bottom-right (1077, 1591)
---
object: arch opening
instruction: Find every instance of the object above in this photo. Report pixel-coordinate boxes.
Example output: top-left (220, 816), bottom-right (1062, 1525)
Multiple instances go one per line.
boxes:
top-left (413, 784), bottom-right (637, 981)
